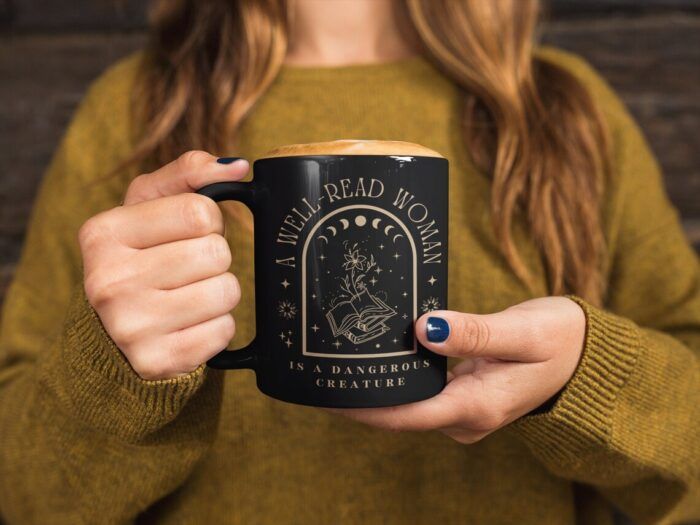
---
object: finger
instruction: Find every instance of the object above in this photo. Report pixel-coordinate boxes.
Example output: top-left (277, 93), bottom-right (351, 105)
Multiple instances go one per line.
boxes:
top-left (104, 193), bottom-right (225, 249)
top-left (332, 370), bottom-right (520, 434)
top-left (450, 357), bottom-right (478, 376)
top-left (330, 386), bottom-right (466, 432)
top-left (449, 360), bottom-right (555, 427)
top-left (415, 308), bottom-right (543, 362)
top-left (137, 233), bottom-right (231, 290)
top-left (151, 272), bottom-right (241, 333)
top-left (439, 427), bottom-right (490, 445)
top-left (124, 151), bottom-right (249, 205)
top-left (128, 314), bottom-right (236, 380)
top-left (164, 313), bottom-right (236, 375)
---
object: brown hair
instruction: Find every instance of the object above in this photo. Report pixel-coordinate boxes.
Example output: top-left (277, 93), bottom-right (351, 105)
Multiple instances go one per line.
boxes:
top-left (128, 0), bottom-right (609, 305)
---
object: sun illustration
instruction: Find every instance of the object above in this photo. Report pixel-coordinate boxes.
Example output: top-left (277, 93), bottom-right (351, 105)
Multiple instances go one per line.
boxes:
top-left (277, 299), bottom-right (298, 320)
top-left (421, 297), bottom-right (440, 313)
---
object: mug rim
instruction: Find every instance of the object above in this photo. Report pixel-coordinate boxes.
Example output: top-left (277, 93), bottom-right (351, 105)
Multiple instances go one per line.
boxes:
top-left (259, 139), bottom-right (445, 160)
top-left (254, 154), bottom-right (449, 168)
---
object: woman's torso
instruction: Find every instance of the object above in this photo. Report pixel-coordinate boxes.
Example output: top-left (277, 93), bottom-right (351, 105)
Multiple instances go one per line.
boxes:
top-left (137, 55), bottom-right (609, 524)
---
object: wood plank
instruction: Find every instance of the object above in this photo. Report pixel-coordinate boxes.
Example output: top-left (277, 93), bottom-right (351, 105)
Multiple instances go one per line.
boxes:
top-left (2, 0), bottom-right (147, 32)
top-left (557, 0), bottom-right (700, 14)
top-left (4, 0), bottom-right (700, 32)
top-left (0, 264), bottom-right (14, 303)
top-left (685, 219), bottom-right (700, 247)
top-left (543, 14), bottom-right (700, 217)
top-left (549, 0), bottom-right (700, 17)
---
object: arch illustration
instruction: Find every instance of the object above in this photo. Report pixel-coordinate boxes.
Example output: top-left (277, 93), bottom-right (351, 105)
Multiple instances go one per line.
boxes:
top-left (302, 204), bottom-right (418, 358)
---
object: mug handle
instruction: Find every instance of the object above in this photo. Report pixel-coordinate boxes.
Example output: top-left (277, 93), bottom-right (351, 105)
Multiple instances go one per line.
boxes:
top-left (196, 181), bottom-right (257, 370)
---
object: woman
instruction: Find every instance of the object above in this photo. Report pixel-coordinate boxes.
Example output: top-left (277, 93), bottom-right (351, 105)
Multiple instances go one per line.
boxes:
top-left (0, 0), bottom-right (697, 523)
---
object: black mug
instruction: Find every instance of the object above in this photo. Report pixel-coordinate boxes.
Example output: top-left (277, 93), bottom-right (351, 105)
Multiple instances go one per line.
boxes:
top-left (197, 140), bottom-right (449, 408)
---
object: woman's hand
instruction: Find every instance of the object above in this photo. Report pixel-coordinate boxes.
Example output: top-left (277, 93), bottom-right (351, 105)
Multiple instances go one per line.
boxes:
top-left (332, 297), bottom-right (586, 444)
top-left (79, 151), bottom-right (248, 380)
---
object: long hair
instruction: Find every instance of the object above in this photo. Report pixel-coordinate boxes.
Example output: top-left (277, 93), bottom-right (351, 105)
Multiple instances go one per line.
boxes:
top-left (128, 0), bottom-right (609, 305)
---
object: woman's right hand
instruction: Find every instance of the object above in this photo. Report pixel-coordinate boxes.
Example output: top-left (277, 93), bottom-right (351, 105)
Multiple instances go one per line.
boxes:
top-left (78, 151), bottom-right (249, 380)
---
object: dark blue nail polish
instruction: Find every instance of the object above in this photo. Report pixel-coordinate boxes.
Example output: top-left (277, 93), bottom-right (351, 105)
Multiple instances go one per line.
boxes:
top-left (217, 157), bottom-right (243, 164)
top-left (426, 317), bottom-right (450, 343)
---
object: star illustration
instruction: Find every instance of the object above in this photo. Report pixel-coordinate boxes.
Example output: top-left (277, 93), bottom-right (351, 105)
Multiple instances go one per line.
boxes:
top-left (379, 244), bottom-right (385, 250)
top-left (281, 278), bottom-right (290, 289)
top-left (402, 291), bottom-right (408, 297)
top-left (332, 340), bottom-right (342, 349)
top-left (392, 337), bottom-right (399, 344)
top-left (393, 252), bottom-right (401, 260)
top-left (369, 277), bottom-right (378, 286)
top-left (311, 324), bottom-right (320, 332)
top-left (375, 267), bottom-right (383, 274)
top-left (319, 254), bottom-right (327, 262)
top-left (284, 339), bottom-right (292, 348)
top-left (428, 275), bottom-right (437, 285)
top-left (402, 313), bottom-right (408, 319)
top-left (311, 293), bottom-right (317, 299)
top-left (279, 331), bottom-right (286, 340)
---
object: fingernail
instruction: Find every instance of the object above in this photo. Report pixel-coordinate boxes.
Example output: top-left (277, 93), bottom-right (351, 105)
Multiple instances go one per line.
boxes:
top-left (217, 157), bottom-right (244, 165)
top-left (426, 317), bottom-right (450, 343)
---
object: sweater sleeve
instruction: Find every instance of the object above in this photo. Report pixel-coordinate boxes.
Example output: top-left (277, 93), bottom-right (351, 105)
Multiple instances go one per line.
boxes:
top-left (0, 54), bottom-right (224, 524)
top-left (513, 50), bottom-right (700, 525)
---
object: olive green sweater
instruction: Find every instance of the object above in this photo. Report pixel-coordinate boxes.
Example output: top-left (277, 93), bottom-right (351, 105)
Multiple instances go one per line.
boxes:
top-left (0, 48), bottom-right (698, 525)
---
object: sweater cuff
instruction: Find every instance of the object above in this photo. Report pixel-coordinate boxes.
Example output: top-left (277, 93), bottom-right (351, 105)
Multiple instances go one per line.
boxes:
top-left (47, 285), bottom-right (210, 440)
top-left (512, 296), bottom-right (641, 465)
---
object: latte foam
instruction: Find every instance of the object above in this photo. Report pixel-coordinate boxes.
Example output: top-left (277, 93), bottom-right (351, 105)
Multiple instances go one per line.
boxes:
top-left (261, 139), bottom-right (444, 159)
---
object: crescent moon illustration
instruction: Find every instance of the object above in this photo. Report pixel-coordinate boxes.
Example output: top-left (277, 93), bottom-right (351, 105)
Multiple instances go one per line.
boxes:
top-left (326, 225), bottom-right (337, 236)
top-left (384, 225), bottom-right (395, 236)
top-left (392, 233), bottom-right (404, 243)
top-left (371, 218), bottom-right (382, 229)
top-left (317, 235), bottom-right (329, 244)
top-left (340, 218), bottom-right (350, 229)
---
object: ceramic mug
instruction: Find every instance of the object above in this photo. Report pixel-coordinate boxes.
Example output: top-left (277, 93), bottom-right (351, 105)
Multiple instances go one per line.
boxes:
top-left (197, 140), bottom-right (448, 408)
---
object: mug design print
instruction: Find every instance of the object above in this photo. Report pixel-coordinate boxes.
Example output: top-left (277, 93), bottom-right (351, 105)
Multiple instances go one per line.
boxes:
top-left (273, 174), bottom-right (445, 362)
top-left (303, 205), bottom-right (417, 358)
top-left (327, 241), bottom-right (396, 344)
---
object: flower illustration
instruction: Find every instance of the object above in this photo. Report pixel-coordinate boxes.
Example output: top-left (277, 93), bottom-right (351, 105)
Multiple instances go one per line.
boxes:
top-left (326, 240), bottom-right (396, 345)
top-left (343, 249), bottom-right (367, 271)
top-left (277, 299), bottom-right (297, 320)
top-left (338, 243), bottom-right (377, 299)
top-left (421, 297), bottom-right (440, 313)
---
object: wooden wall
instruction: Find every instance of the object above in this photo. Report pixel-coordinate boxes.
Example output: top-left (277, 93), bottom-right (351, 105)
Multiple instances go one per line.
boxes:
top-left (1, 0), bottom-right (699, 304)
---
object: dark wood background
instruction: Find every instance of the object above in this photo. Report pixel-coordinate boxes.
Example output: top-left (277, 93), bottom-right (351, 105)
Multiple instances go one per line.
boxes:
top-left (1, 0), bottom-right (699, 305)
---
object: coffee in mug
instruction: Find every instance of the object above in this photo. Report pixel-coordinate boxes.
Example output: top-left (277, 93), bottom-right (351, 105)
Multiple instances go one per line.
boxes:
top-left (197, 140), bottom-right (448, 408)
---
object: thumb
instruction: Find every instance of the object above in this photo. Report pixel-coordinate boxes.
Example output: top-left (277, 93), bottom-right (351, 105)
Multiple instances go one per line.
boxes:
top-left (124, 150), bottom-right (249, 205)
top-left (415, 308), bottom-right (542, 362)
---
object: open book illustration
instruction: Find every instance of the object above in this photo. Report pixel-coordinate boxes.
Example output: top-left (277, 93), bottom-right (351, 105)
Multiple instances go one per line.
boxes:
top-left (325, 242), bottom-right (397, 344)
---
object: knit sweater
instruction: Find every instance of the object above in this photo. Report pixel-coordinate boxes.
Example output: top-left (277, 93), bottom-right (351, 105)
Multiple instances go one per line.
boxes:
top-left (0, 48), bottom-right (698, 525)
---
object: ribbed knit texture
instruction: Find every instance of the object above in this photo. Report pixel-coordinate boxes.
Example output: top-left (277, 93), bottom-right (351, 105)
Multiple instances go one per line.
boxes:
top-left (515, 296), bottom-right (641, 461)
top-left (61, 286), bottom-right (211, 440)
top-left (0, 48), bottom-right (698, 524)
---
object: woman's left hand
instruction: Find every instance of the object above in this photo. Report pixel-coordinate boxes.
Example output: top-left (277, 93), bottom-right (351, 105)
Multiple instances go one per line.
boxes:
top-left (332, 296), bottom-right (586, 444)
